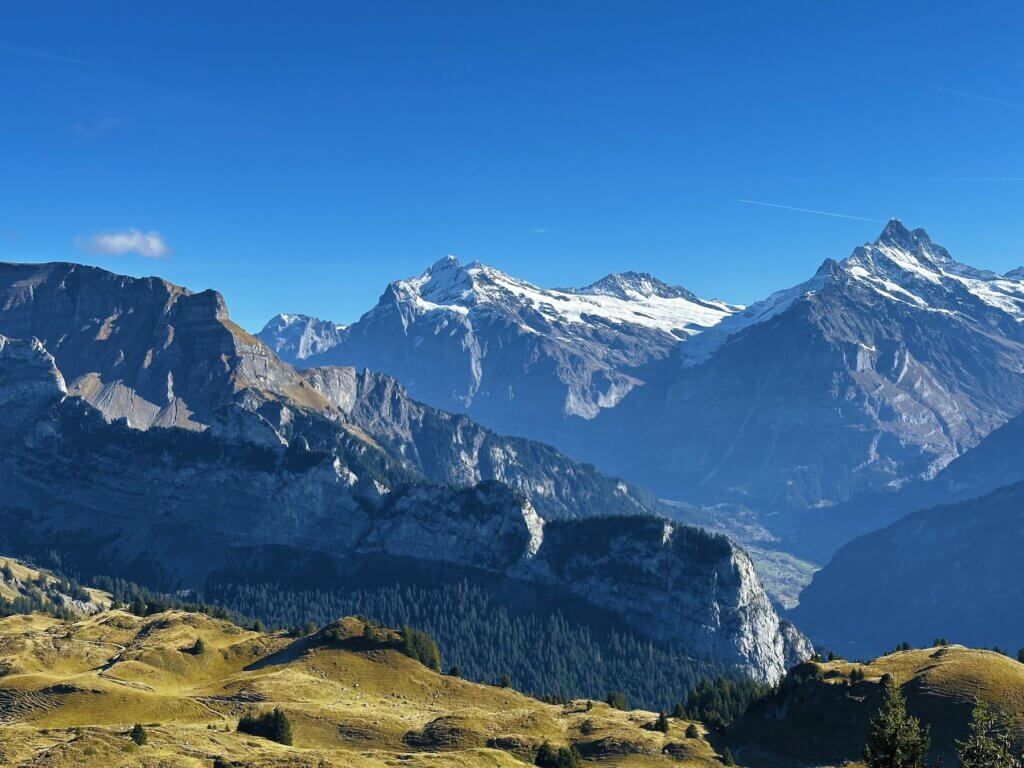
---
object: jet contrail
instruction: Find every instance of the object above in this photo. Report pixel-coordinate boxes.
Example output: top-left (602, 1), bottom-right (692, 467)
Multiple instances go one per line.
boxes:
top-left (0, 42), bottom-right (90, 66)
top-left (936, 87), bottom-right (1024, 111)
top-left (737, 199), bottom-right (884, 223)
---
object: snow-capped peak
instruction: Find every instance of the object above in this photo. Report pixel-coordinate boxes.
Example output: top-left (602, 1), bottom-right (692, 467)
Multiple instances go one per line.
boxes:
top-left (684, 220), bottom-right (1024, 366)
top-left (385, 257), bottom-right (739, 337)
top-left (837, 220), bottom-right (1024, 317)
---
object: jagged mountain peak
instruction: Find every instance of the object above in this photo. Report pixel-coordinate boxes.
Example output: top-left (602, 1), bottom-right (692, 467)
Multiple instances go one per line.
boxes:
top-left (874, 217), bottom-right (928, 249)
top-left (576, 271), bottom-right (698, 301)
top-left (835, 220), bottom-right (1023, 315)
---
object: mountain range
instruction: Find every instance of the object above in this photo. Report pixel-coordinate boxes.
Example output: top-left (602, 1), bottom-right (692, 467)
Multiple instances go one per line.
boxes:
top-left (0, 260), bottom-right (807, 683)
top-left (5, 215), bottom-right (1024, 684)
top-left (259, 257), bottom-right (738, 442)
top-left (262, 221), bottom-right (1024, 564)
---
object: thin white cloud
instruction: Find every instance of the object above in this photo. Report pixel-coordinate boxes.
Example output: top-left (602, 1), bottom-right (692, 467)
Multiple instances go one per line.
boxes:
top-left (530, 227), bottom-right (549, 235)
top-left (0, 42), bottom-right (90, 66)
top-left (737, 199), bottom-right (883, 223)
top-left (78, 229), bottom-right (171, 259)
top-left (936, 87), bottom-right (1024, 111)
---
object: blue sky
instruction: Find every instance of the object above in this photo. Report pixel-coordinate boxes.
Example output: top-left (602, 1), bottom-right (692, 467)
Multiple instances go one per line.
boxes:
top-left (1, 2), bottom-right (1022, 329)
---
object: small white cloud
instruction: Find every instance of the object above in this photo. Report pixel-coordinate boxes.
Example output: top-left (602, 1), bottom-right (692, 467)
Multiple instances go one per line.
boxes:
top-left (530, 227), bottom-right (549, 235)
top-left (78, 229), bottom-right (171, 259)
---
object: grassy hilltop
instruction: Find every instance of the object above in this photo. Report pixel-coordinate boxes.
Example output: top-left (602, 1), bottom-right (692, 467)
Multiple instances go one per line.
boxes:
top-left (0, 609), bottom-right (724, 768)
top-left (730, 644), bottom-right (1024, 766)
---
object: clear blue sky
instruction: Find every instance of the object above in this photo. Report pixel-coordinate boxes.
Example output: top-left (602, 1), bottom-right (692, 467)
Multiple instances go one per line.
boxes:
top-left (2, 2), bottom-right (1022, 329)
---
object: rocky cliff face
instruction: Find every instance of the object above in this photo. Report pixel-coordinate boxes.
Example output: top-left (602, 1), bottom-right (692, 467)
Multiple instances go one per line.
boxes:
top-left (302, 365), bottom-right (660, 521)
top-left (0, 260), bottom-right (807, 683)
top-left (0, 334), bottom-right (66, 424)
top-left (0, 261), bottom-right (329, 431)
top-left (261, 257), bottom-right (738, 440)
top-left (528, 517), bottom-right (812, 675)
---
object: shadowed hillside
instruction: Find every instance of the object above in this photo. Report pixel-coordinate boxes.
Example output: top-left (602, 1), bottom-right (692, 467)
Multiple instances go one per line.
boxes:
top-left (729, 644), bottom-right (1024, 766)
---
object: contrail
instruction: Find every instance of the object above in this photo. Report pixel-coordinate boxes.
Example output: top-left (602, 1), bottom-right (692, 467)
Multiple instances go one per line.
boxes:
top-left (936, 87), bottom-right (1024, 111)
top-left (0, 42), bottom-right (90, 66)
top-left (737, 199), bottom-right (884, 223)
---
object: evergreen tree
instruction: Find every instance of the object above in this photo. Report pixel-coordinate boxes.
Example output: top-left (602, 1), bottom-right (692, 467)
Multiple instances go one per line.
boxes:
top-left (271, 708), bottom-right (293, 746)
top-left (606, 690), bottom-right (628, 710)
top-left (654, 711), bottom-right (670, 732)
top-left (191, 637), bottom-right (206, 655)
top-left (535, 742), bottom-right (558, 766)
top-left (685, 723), bottom-right (699, 739)
top-left (400, 625), bottom-right (442, 671)
top-left (130, 723), bottom-right (147, 746)
top-left (238, 708), bottom-right (293, 746)
top-left (721, 747), bottom-right (737, 766)
top-left (534, 741), bottom-right (581, 768)
top-left (954, 700), bottom-right (1020, 768)
top-left (500, 673), bottom-right (512, 688)
top-left (672, 702), bottom-right (685, 719)
top-left (448, 665), bottom-right (461, 677)
top-left (863, 677), bottom-right (931, 768)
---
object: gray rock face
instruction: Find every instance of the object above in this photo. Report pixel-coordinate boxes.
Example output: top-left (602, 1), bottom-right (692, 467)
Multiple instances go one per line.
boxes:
top-left (302, 365), bottom-right (660, 521)
top-left (563, 221), bottom-right (1024, 549)
top-left (0, 334), bottom-right (66, 423)
top-left (0, 260), bottom-right (807, 683)
top-left (527, 517), bottom-right (812, 677)
top-left (260, 257), bottom-right (737, 440)
top-left (0, 262), bottom-right (331, 431)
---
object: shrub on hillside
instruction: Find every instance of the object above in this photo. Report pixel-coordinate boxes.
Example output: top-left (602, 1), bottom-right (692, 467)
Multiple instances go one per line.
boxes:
top-left (606, 690), bottom-right (628, 710)
top-left (130, 723), bottom-right (147, 746)
top-left (237, 708), bottom-right (293, 746)
top-left (400, 625), bottom-right (441, 671)
top-left (535, 740), bottom-right (581, 768)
